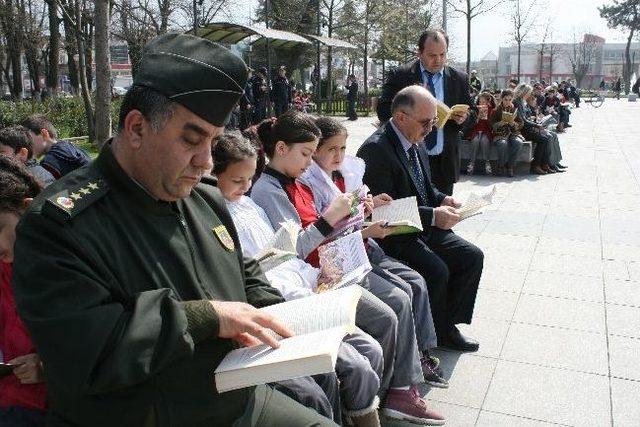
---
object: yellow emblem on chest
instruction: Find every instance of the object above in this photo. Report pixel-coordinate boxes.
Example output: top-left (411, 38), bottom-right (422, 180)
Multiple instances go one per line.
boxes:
top-left (212, 225), bottom-right (235, 252)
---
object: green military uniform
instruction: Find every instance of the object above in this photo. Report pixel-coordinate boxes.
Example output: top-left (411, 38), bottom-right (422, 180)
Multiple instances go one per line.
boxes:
top-left (13, 142), bottom-right (283, 426)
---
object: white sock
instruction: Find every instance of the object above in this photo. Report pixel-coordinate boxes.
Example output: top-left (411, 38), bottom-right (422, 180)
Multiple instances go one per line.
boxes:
top-left (390, 385), bottom-right (411, 390)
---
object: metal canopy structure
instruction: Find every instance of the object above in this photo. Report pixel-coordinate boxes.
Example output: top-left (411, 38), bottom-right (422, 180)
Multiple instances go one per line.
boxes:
top-left (304, 34), bottom-right (357, 50)
top-left (194, 22), bottom-right (312, 49)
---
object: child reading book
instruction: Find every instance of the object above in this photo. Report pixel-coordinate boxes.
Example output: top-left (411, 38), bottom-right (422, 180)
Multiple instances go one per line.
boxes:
top-left (249, 111), bottom-right (445, 425)
top-left (300, 116), bottom-right (445, 388)
top-left (489, 89), bottom-right (525, 177)
top-left (214, 131), bottom-right (384, 425)
top-left (0, 156), bottom-right (47, 426)
top-left (464, 92), bottom-right (495, 175)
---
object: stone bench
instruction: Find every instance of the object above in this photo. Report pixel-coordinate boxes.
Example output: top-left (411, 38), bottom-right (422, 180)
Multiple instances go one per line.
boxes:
top-left (459, 139), bottom-right (533, 164)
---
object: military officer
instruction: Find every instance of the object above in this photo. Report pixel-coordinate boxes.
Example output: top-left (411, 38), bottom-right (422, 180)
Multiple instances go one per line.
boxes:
top-left (12, 33), bottom-right (337, 427)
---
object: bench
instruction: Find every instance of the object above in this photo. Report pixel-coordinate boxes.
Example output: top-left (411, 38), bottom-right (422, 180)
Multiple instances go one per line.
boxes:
top-left (459, 139), bottom-right (533, 164)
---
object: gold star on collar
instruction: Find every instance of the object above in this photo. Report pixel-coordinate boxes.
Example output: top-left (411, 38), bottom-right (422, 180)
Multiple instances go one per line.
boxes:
top-left (70, 192), bottom-right (82, 200)
top-left (87, 182), bottom-right (99, 190)
top-left (79, 188), bottom-right (91, 195)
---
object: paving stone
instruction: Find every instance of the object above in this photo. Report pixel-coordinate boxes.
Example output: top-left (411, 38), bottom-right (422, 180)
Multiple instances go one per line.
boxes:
top-left (457, 318), bottom-right (511, 359)
top-left (513, 294), bottom-right (605, 333)
top-left (423, 353), bottom-right (497, 408)
top-left (476, 411), bottom-right (560, 426)
top-left (535, 237), bottom-right (602, 259)
top-left (501, 323), bottom-right (609, 375)
top-left (528, 252), bottom-right (603, 278)
top-left (605, 279), bottom-right (640, 307)
top-left (522, 270), bottom-right (604, 302)
top-left (483, 360), bottom-right (611, 426)
top-left (606, 304), bottom-right (640, 338)
top-left (609, 335), bottom-right (640, 380)
top-left (611, 378), bottom-right (640, 427)
top-left (479, 265), bottom-right (528, 293)
top-left (473, 289), bottom-right (520, 321)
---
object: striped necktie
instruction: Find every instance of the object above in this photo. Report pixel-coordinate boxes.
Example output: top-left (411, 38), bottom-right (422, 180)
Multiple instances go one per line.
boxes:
top-left (424, 71), bottom-right (438, 151)
top-left (408, 145), bottom-right (427, 201)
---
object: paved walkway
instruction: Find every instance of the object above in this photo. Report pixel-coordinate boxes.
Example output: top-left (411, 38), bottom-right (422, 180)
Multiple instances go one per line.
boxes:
top-left (341, 98), bottom-right (640, 426)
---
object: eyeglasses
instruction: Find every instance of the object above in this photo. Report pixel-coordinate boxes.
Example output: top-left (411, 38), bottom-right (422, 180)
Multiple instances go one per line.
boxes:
top-left (401, 111), bottom-right (438, 129)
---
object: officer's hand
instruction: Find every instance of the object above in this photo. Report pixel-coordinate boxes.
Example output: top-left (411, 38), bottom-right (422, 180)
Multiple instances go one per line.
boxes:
top-left (210, 301), bottom-right (293, 349)
top-left (9, 354), bottom-right (44, 384)
top-left (434, 206), bottom-right (461, 230)
top-left (441, 196), bottom-right (462, 208)
top-left (323, 194), bottom-right (354, 226)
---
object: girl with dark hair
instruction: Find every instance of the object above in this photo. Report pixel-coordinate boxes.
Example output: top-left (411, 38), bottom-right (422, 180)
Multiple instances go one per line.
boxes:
top-left (213, 130), bottom-right (384, 426)
top-left (250, 110), bottom-right (446, 426)
top-left (0, 156), bottom-right (47, 427)
top-left (464, 92), bottom-right (495, 175)
top-left (490, 89), bottom-right (524, 177)
top-left (300, 116), bottom-right (445, 388)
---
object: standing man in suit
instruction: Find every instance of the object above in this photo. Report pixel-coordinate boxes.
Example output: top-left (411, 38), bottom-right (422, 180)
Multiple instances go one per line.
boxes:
top-left (377, 29), bottom-right (476, 195)
top-left (359, 85), bottom-right (483, 352)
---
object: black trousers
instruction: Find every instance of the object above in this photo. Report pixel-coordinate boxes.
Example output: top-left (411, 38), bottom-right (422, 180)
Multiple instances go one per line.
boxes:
top-left (428, 154), bottom-right (454, 196)
top-left (347, 99), bottom-right (357, 120)
top-left (388, 228), bottom-right (483, 340)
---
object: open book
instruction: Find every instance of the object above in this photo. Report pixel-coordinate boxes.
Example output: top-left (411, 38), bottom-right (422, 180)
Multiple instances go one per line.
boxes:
top-left (435, 101), bottom-right (470, 128)
top-left (214, 286), bottom-right (362, 393)
top-left (325, 185), bottom-right (369, 240)
top-left (368, 196), bottom-right (424, 236)
top-left (254, 220), bottom-right (300, 271)
top-left (317, 231), bottom-right (372, 292)
top-left (457, 185), bottom-right (497, 220)
top-left (502, 111), bottom-right (516, 124)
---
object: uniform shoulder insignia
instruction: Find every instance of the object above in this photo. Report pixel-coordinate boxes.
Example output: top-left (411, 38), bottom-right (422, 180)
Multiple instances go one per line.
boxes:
top-left (42, 179), bottom-right (109, 222)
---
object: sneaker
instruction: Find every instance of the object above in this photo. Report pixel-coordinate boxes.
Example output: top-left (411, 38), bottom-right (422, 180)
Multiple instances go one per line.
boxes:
top-left (466, 162), bottom-right (474, 175)
top-left (381, 386), bottom-right (446, 425)
top-left (421, 357), bottom-right (449, 388)
top-left (484, 162), bottom-right (492, 175)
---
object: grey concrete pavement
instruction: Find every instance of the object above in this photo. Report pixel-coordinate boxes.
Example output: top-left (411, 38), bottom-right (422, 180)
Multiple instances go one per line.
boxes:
top-left (339, 97), bottom-right (640, 426)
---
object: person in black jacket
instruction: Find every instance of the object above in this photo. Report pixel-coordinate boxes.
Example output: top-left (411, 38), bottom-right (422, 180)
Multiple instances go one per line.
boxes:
top-left (251, 67), bottom-right (269, 124)
top-left (376, 29), bottom-right (476, 196)
top-left (238, 69), bottom-right (255, 130)
top-left (359, 85), bottom-right (483, 352)
top-left (346, 74), bottom-right (358, 120)
top-left (271, 66), bottom-right (292, 117)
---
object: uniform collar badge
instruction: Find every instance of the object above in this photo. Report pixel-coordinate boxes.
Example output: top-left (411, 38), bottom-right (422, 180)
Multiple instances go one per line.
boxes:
top-left (212, 225), bottom-right (235, 252)
top-left (56, 196), bottom-right (75, 210)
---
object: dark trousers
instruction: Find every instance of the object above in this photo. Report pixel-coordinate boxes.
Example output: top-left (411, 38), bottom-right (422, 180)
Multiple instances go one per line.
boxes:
top-left (252, 100), bottom-right (267, 124)
top-left (347, 99), bottom-right (357, 120)
top-left (0, 406), bottom-right (46, 427)
top-left (524, 129), bottom-right (552, 167)
top-left (390, 229), bottom-right (483, 340)
top-left (274, 102), bottom-right (289, 117)
top-left (239, 107), bottom-right (252, 130)
top-left (428, 154), bottom-right (454, 196)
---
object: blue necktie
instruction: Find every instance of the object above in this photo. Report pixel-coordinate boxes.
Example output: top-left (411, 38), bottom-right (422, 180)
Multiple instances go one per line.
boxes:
top-left (408, 145), bottom-right (427, 201)
top-left (424, 71), bottom-right (438, 151)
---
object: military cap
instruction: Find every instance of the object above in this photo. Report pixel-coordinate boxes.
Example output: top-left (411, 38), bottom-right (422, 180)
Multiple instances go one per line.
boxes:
top-left (134, 32), bottom-right (248, 127)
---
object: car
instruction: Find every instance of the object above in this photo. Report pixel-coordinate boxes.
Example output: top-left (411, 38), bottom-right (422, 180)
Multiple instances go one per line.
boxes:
top-left (112, 86), bottom-right (128, 96)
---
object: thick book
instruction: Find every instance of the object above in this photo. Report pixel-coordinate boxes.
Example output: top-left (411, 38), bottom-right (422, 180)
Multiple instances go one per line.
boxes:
top-left (502, 111), bottom-right (516, 124)
top-left (214, 286), bottom-right (362, 393)
top-left (435, 101), bottom-right (470, 128)
top-left (369, 196), bottom-right (424, 235)
top-left (317, 231), bottom-right (372, 292)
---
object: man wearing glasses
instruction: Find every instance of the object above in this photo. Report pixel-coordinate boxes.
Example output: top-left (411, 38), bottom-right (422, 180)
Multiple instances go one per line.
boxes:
top-left (376, 28), bottom-right (476, 196)
top-left (358, 85), bottom-right (483, 352)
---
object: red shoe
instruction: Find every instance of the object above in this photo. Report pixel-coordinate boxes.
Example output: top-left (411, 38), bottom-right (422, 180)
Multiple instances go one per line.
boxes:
top-left (381, 385), bottom-right (446, 425)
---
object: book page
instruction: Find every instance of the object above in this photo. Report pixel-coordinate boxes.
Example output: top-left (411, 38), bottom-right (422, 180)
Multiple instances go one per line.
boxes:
top-left (372, 196), bottom-right (423, 231)
top-left (214, 327), bottom-right (345, 392)
top-left (259, 286), bottom-right (362, 336)
top-left (435, 101), bottom-right (451, 128)
top-left (502, 111), bottom-right (516, 124)
top-left (254, 220), bottom-right (300, 271)
top-left (457, 185), bottom-right (497, 220)
top-left (317, 232), bottom-right (372, 291)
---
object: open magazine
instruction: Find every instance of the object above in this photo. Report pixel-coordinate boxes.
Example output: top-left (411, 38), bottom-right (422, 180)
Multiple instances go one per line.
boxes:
top-left (254, 220), bottom-right (300, 271)
top-left (214, 286), bottom-right (362, 393)
top-left (317, 231), bottom-right (372, 293)
top-left (367, 196), bottom-right (424, 236)
top-left (324, 185), bottom-right (369, 240)
top-left (435, 101), bottom-right (470, 128)
top-left (457, 185), bottom-right (497, 220)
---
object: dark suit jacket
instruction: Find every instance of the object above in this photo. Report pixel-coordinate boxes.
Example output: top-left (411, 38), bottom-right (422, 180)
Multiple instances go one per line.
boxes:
top-left (376, 59), bottom-right (476, 184)
top-left (347, 81), bottom-right (358, 101)
top-left (357, 122), bottom-right (447, 251)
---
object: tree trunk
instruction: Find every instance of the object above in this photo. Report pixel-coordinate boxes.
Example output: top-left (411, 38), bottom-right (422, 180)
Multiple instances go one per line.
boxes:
top-left (84, 19), bottom-right (94, 91)
top-left (46, 0), bottom-right (60, 95)
top-left (517, 42), bottom-right (521, 81)
top-left (62, 9), bottom-right (79, 94)
top-left (75, 0), bottom-right (95, 142)
top-left (94, 0), bottom-right (111, 148)
top-left (466, 0), bottom-right (471, 75)
top-left (623, 28), bottom-right (634, 95)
